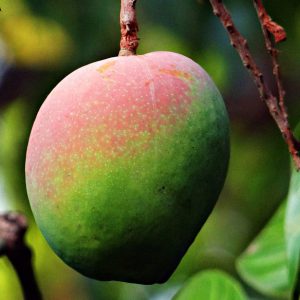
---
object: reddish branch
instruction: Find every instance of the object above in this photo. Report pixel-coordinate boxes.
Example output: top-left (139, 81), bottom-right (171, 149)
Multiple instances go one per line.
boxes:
top-left (209, 0), bottom-right (300, 170)
top-left (0, 212), bottom-right (42, 300)
top-left (254, 0), bottom-right (286, 44)
top-left (119, 0), bottom-right (139, 56)
top-left (253, 0), bottom-right (286, 121)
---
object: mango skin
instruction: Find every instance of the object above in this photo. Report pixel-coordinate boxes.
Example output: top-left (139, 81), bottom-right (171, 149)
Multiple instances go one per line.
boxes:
top-left (25, 51), bottom-right (230, 284)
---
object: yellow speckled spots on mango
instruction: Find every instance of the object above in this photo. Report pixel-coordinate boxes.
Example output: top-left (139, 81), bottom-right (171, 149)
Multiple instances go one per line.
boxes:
top-left (97, 61), bottom-right (116, 74)
top-left (159, 68), bottom-right (192, 81)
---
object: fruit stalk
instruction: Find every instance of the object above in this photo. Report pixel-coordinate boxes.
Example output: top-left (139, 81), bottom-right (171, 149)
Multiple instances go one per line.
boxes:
top-left (119, 0), bottom-right (139, 56)
top-left (209, 0), bottom-right (300, 170)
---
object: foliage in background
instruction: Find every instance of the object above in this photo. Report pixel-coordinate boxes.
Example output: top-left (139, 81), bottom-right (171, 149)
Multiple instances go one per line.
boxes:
top-left (237, 201), bottom-right (290, 298)
top-left (174, 270), bottom-right (247, 300)
top-left (0, 0), bottom-right (300, 299)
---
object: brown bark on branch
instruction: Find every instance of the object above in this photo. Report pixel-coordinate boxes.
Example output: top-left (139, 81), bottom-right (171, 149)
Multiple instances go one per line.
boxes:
top-left (119, 0), bottom-right (139, 56)
top-left (209, 0), bottom-right (300, 170)
top-left (0, 212), bottom-right (42, 300)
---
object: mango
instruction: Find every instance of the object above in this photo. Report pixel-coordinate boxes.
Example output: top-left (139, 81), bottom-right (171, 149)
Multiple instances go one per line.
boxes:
top-left (25, 51), bottom-right (230, 284)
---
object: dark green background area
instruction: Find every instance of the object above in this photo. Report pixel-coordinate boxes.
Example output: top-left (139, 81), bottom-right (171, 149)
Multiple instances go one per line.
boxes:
top-left (0, 0), bottom-right (297, 299)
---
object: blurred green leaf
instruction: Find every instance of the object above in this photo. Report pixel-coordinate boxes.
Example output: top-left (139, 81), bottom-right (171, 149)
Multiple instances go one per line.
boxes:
top-left (138, 24), bottom-right (191, 56)
top-left (1, 15), bottom-right (73, 69)
top-left (0, 99), bottom-right (32, 212)
top-left (195, 50), bottom-right (229, 92)
top-left (0, 0), bottom-right (73, 69)
top-left (0, 258), bottom-right (24, 300)
top-left (285, 164), bottom-right (300, 292)
top-left (173, 270), bottom-right (247, 300)
top-left (236, 201), bottom-right (290, 299)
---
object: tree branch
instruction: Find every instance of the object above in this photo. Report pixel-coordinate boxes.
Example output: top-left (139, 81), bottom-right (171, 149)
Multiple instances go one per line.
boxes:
top-left (209, 0), bottom-right (300, 170)
top-left (0, 212), bottom-right (42, 300)
top-left (119, 0), bottom-right (139, 56)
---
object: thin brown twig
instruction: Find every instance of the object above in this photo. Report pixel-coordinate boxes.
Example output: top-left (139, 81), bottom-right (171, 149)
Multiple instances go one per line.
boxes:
top-left (0, 212), bottom-right (42, 300)
top-left (252, 0), bottom-right (286, 44)
top-left (209, 0), bottom-right (300, 170)
top-left (119, 0), bottom-right (139, 56)
top-left (252, 0), bottom-right (300, 172)
top-left (253, 0), bottom-right (286, 117)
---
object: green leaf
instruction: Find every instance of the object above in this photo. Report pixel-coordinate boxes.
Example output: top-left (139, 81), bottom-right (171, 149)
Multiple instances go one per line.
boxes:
top-left (285, 165), bottom-right (300, 290)
top-left (236, 201), bottom-right (290, 298)
top-left (173, 270), bottom-right (247, 300)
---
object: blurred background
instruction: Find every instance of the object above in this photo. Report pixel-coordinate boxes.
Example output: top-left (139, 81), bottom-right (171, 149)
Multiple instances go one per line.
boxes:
top-left (0, 0), bottom-right (299, 299)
